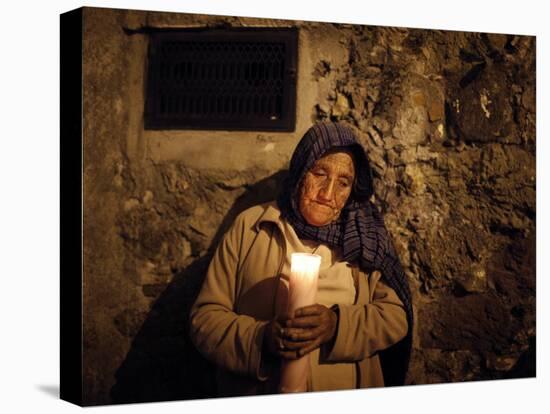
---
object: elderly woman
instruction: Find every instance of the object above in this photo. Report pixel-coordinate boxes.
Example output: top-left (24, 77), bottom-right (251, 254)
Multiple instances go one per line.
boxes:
top-left (190, 122), bottom-right (412, 397)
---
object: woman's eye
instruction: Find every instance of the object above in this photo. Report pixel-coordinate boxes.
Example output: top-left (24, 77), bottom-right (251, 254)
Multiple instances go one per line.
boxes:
top-left (312, 170), bottom-right (326, 177)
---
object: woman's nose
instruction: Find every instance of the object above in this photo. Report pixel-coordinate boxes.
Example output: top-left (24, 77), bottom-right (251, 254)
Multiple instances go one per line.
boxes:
top-left (318, 179), bottom-right (335, 201)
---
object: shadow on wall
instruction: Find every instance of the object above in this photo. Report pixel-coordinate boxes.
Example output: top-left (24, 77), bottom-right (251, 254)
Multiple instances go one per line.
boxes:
top-left (110, 170), bottom-right (288, 404)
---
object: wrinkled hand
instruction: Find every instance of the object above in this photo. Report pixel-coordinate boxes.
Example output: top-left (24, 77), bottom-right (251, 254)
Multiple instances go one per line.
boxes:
top-left (283, 304), bottom-right (338, 357)
top-left (263, 314), bottom-right (301, 360)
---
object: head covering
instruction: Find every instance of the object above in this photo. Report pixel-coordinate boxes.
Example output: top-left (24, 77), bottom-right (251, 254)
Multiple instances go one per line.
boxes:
top-left (277, 121), bottom-right (413, 386)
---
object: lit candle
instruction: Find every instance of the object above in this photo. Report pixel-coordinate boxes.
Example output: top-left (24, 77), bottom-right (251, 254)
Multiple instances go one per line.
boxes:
top-left (279, 253), bottom-right (321, 393)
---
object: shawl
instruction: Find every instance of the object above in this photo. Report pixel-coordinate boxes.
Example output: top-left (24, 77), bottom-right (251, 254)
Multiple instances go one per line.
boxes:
top-left (277, 121), bottom-right (413, 386)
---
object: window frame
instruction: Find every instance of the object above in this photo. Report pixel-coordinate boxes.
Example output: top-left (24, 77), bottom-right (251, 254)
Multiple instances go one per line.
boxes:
top-left (144, 27), bottom-right (298, 132)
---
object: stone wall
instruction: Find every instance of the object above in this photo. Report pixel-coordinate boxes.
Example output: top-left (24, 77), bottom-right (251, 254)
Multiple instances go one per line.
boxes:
top-left (81, 7), bottom-right (536, 405)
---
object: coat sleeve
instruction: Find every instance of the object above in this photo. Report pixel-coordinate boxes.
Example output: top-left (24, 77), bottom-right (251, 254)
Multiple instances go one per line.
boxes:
top-left (189, 213), bottom-right (269, 380)
top-left (322, 271), bottom-right (408, 362)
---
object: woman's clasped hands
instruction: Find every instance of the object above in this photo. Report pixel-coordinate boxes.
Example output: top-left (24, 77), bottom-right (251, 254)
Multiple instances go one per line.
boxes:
top-left (264, 304), bottom-right (338, 360)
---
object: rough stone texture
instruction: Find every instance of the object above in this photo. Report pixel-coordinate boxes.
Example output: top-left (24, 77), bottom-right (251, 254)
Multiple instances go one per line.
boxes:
top-left (81, 7), bottom-right (536, 405)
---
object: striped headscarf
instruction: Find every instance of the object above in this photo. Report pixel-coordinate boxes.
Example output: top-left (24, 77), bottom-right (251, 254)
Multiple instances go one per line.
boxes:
top-left (277, 121), bottom-right (413, 386)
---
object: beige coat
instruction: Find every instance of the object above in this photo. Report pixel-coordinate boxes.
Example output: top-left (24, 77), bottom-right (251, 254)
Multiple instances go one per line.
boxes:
top-left (189, 202), bottom-right (408, 397)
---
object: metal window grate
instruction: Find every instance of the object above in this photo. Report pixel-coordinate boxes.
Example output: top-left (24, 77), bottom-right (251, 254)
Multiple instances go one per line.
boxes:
top-left (144, 28), bottom-right (298, 131)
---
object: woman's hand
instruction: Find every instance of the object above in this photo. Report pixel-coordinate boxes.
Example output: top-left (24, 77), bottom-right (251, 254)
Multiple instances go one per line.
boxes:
top-left (283, 304), bottom-right (338, 357)
top-left (263, 315), bottom-right (301, 360)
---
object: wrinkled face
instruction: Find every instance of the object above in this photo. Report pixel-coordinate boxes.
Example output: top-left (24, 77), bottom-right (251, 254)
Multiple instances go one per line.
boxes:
top-left (298, 150), bottom-right (355, 227)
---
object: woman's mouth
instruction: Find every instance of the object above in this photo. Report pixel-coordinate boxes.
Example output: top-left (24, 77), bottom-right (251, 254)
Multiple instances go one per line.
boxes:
top-left (312, 200), bottom-right (334, 209)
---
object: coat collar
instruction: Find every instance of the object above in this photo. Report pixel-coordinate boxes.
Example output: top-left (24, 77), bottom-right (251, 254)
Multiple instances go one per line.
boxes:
top-left (253, 201), bottom-right (283, 232)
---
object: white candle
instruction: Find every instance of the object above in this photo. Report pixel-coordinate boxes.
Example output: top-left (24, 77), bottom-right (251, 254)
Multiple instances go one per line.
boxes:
top-left (279, 253), bottom-right (321, 393)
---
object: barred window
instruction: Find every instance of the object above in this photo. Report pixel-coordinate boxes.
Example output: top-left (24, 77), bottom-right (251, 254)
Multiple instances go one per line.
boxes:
top-left (144, 28), bottom-right (298, 131)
